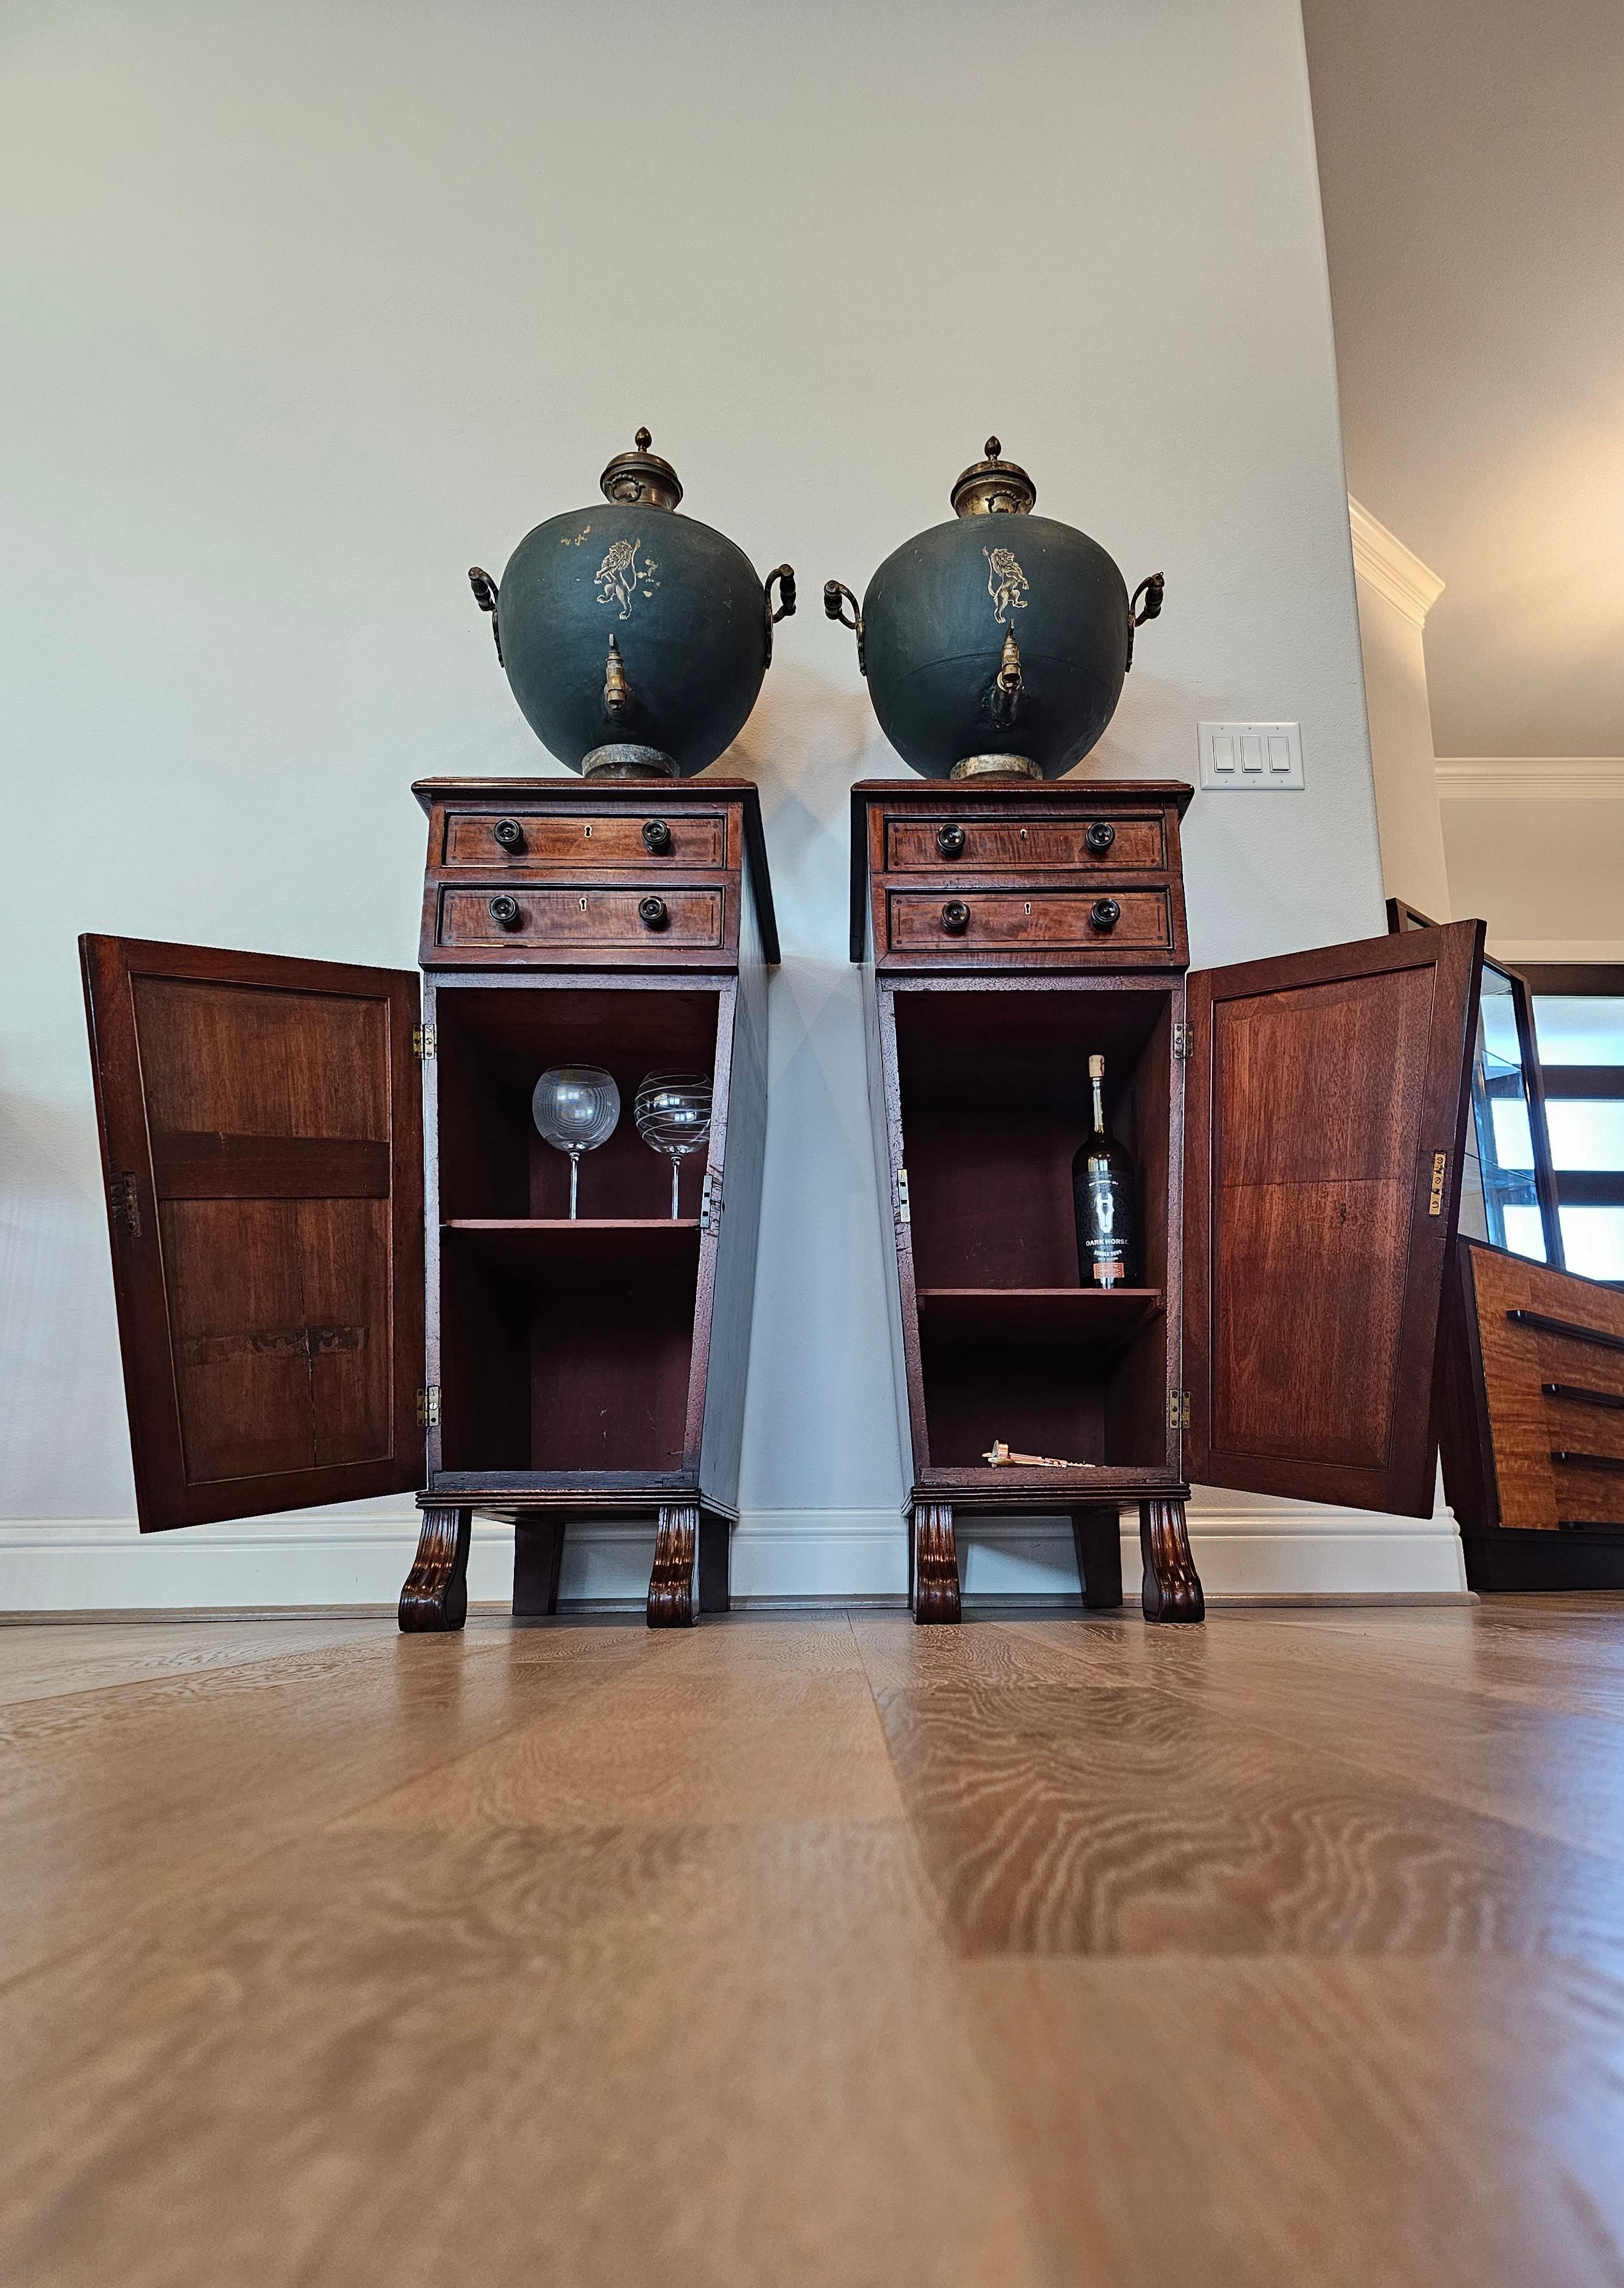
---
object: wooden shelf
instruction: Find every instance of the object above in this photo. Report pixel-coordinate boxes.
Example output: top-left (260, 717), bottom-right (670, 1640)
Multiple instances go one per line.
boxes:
top-left (916, 1287), bottom-right (1164, 1346)
top-left (442, 1218), bottom-right (702, 1279)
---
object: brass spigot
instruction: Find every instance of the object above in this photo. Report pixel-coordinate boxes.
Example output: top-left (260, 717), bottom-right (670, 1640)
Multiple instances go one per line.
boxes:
top-left (990, 626), bottom-right (1023, 727)
top-left (604, 635), bottom-right (632, 720)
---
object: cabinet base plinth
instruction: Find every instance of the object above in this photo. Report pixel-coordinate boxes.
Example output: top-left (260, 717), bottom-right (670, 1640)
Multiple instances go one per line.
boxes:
top-left (911, 1501), bottom-right (962, 1625)
top-left (647, 1503), bottom-right (701, 1627)
top-left (1072, 1506), bottom-right (1124, 1609)
top-left (514, 1517), bottom-right (566, 1616)
top-left (398, 1506), bottom-right (472, 1632)
top-left (1139, 1497), bottom-right (1204, 1622)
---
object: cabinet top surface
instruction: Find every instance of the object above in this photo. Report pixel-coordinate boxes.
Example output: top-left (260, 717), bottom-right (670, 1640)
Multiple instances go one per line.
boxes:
top-left (413, 776), bottom-right (767, 814)
top-left (850, 778), bottom-right (1195, 815)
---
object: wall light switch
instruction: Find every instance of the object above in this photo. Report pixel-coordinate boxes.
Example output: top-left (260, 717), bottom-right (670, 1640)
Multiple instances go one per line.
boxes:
top-left (1198, 720), bottom-right (1303, 790)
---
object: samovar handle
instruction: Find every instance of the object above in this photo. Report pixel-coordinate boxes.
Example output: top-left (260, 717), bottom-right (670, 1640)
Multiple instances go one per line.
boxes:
top-left (823, 579), bottom-right (867, 678)
top-left (1125, 572), bottom-right (1165, 673)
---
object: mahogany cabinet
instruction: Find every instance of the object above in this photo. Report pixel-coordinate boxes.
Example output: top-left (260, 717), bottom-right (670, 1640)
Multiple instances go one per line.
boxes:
top-left (1439, 1238), bottom-right (1624, 1588)
top-left (81, 777), bottom-right (776, 1631)
top-left (851, 778), bottom-right (1487, 1623)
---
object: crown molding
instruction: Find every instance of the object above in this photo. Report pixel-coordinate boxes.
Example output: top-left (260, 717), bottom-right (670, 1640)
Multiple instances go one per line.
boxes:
top-left (1436, 757), bottom-right (1624, 801)
top-left (1348, 496), bottom-right (1446, 628)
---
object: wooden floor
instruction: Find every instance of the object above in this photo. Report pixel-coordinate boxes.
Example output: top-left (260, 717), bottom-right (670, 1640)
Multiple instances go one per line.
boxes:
top-left (5, 1598), bottom-right (1624, 2285)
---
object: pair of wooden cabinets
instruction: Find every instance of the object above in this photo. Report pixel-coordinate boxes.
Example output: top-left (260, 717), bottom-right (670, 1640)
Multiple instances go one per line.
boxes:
top-left (82, 775), bottom-right (1486, 1631)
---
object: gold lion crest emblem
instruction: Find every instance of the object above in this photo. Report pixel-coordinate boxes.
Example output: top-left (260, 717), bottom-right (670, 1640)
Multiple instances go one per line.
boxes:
top-left (984, 544), bottom-right (1029, 625)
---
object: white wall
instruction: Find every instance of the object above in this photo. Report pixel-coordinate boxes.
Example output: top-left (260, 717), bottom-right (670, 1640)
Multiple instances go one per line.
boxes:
top-left (1349, 503), bottom-right (1452, 919)
top-left (2, 0), bottom-right (1450, 1609)
top-left (1439, 774), bottom-right (1624, 961)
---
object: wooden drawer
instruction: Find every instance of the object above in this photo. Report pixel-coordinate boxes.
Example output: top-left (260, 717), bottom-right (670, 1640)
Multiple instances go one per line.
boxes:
top-left (435, 884), bottom-right (726, 953)
top-left (440, 808), bottom-right (727, 870)
top-left (885, 884), bottom-right (1173, 957)
top-left (884, 815), bottom-right (1165, 872)
top-left (1445, 1242), bottom-right (1624, 1540)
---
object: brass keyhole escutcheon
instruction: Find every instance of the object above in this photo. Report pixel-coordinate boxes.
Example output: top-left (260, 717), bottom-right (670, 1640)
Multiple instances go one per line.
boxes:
top-left (583, 823), bottom-right (592, 838)
top-left (579, 895), bottom-right (589, 911)
top-left (1024, 901), bottom-right (1031, 915)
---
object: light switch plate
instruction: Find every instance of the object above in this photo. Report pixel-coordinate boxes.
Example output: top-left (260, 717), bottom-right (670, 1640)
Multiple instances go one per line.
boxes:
top-left (1198, 720), bottom-right (1304, 790)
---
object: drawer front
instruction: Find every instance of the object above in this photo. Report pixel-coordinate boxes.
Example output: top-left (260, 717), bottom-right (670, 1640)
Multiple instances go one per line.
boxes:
top-left (441, 809), bottom-right (727, 869)
top-left (436, 884), bottom-right (726, 951)
top-left (885, 815), bottom-right (1165, 872)
top-left (886, 885), bottom-right (1172, 955)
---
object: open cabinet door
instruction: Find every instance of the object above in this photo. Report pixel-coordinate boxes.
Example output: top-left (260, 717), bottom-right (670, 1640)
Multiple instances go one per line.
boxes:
top-left (1183, 921), bottom-right (1484, 1518)
top-left (81, 936), bottom-right (425, 1530)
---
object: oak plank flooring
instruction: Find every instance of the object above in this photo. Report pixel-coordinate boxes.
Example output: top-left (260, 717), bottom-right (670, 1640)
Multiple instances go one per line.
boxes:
top-left (963, 1957), bottom-right (1624, 2288)
top-left (3, 1598), bottom-right (1624, 2284)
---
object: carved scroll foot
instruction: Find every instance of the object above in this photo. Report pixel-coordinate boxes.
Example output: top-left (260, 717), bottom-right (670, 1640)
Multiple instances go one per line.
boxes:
top-left (647, 1503), bottom-right (700, 1628)
top-left (911, 1502), bottom-right (961, 1626)
top-left (398, 1507), bottom-right (473, 1633)
top-left (514, 1517), bottom-right (565, 1617)
top-left (1139, 1498), bottom-right (1204, 1623)
top-left (698, 1507), bottom-right (732, 1615)
top-left (1071, 1505), bottom-right (1124, 1610)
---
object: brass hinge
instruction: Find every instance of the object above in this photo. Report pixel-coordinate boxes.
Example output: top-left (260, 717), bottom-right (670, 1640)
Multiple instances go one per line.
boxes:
top-left (417, 1385), bottom-right (440, 1429)
top-left (1427, 1150), bottom-right (1448, 1216)
top-left (109, 1171), bottom-right (143, 1239)
top-left (894, 1168), bottom-right (911, 1224)
top-left (413, 1026), bottom-right (436, 1061)
top-left (700, 1166), bottom-right (724, 1233)
top-left (1173, 1020), bottom-right (1192, 1062)
top-left (1168, 1387), bottom-right (1190, 1431)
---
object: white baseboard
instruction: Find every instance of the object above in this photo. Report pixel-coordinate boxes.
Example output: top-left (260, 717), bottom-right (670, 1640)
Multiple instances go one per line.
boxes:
top-left (0, 1486), bottom-right (1467, 1613)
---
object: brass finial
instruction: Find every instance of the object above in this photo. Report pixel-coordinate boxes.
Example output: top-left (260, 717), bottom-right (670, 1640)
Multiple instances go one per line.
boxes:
top-left (600, 430), bottom-right (683, 511)
top-left (951, 438), bottom-right (1036, 518)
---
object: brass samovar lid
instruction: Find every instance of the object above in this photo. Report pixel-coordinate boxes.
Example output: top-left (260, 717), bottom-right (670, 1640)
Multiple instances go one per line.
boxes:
top-left (950, 436), bottom-right (1037, 518)
top-left (599, 427), bottom-right (684, 512)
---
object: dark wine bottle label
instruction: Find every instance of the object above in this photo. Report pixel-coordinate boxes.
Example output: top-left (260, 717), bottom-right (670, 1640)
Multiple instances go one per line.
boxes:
top-left (1086, 1170), bottom-right (1127, 1287)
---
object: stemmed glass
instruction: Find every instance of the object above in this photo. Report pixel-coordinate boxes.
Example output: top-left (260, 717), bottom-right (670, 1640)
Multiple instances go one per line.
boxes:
top-left (532, 1066), bottom-right (620, 1219)
top-left (635, 1072), bottom-right (713, 1219)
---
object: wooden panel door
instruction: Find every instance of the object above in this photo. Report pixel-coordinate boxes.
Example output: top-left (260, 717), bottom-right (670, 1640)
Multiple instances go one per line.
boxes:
top-left (81, 936), bottom-right (424, 1530)
top-left (1184, 922), bottom-right (1484, 1517)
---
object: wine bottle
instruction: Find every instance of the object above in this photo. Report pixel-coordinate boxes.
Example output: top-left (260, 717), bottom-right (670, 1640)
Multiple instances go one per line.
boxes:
top-left (1073, 1054), bottom-right (1137, 1289)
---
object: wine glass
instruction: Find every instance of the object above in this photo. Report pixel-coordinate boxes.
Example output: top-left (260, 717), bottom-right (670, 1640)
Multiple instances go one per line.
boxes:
top-left (635, 1072), bottom-right (713, 1219)
top-left (532, 1066), bottom-right (620, 1219)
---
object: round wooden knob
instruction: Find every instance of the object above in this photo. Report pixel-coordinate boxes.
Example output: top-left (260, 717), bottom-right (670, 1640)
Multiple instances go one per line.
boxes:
top-left (1084, 821), bottom-right (1115, 854)
top-left (941, 899), bottom-right (970, 935)
top-left (1089, 897), bottom-right (1121, 932)
top-left (493, 818), bottom-right (526, 853)
top-left (936, 823), bottom-right (967, 859)
top-left (488, 895), bottom-right (523, 932)
top-left (642, 819), bottom-right (673, 854)
top-left (639, 895), bottom-right (670, 930)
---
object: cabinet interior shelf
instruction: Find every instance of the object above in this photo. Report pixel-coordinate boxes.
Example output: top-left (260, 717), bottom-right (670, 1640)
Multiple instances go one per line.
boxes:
top-left (441, 1218), bottom-right (702, 1277)
top-left (915, 1286), bottom-right (1164, 1345)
